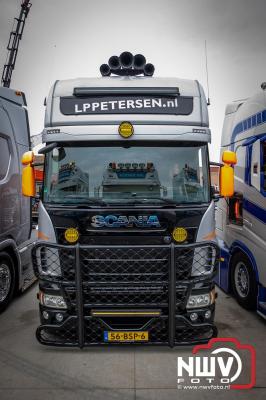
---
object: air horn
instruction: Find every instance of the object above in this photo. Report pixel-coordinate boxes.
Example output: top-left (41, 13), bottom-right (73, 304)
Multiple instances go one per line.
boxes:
top-left (100, 52), bottom-right (154, 77)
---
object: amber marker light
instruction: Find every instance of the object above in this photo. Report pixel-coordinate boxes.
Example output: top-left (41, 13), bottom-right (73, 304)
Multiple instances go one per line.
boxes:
top-left (119, 121), bottom-right (134, 138)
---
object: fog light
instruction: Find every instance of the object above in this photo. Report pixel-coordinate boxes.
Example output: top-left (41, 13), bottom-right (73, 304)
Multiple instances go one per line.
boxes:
top-left (42, 311), bottom-right (49, 320)
top-left (187, 293), bottom-right (211, 309)
top-left (65, 227), bottom-right (79, 243)
top-left (39, 292), bottom-right (67, 309)
top-left (205, 310), bottom-right (212, 319)
top-left (55, 313), bottom-right (64, 323)
top-left (190, 312), bottom-right (198, 322)
top-left (172, 227), bottom-right (188, 243)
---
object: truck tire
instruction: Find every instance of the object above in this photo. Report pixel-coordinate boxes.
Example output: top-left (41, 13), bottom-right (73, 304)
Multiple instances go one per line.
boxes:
top-left (0, 252), bottom-right (15, 313)
top-left (230, 252), bottom-right (257, 310)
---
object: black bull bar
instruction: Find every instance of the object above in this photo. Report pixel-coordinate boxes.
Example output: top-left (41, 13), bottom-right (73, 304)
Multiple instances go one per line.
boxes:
top-left (32, 241), bottom-right (219, 347)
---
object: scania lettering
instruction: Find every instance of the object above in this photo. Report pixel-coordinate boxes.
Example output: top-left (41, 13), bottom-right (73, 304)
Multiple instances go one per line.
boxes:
top-left (22, 52), bottom-right (235, 347)
top-left (91, 215), bottom-right (161, 228)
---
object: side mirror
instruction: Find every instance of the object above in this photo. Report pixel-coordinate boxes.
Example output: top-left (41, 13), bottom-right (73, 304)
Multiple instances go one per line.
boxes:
top-left (21, 151), bottom-right (36, 197)
top-left (222, 150), bottom-right (237, 165)
top-left (220, 151), bottom-right (237, 197)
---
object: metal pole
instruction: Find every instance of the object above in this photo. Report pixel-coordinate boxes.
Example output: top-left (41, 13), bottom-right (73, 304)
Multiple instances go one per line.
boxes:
top-left (168, 244), bottom-right (176, 347)
top-left (75, 243), bottom-right (84, 348)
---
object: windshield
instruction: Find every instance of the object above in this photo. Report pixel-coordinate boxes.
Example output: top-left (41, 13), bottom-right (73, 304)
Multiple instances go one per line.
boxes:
top-left (43, 143), bottom-right (210, 206)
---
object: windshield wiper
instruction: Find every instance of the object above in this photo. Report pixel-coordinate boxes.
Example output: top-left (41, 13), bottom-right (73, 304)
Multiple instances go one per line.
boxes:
top-left (48, 196), bottom-right (108, 207)
top-left (107, 197), bottom-right (178, 206)
top-left (132, 197), bottom-right (177, 204)
top-left (141, 197), bottom-right (177, 204)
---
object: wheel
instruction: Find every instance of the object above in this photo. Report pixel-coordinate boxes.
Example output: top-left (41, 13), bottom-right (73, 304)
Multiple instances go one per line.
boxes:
top-left (0, 252), bottom-right (15, 313)
top-left (230, 252), bottom-right (257, 310)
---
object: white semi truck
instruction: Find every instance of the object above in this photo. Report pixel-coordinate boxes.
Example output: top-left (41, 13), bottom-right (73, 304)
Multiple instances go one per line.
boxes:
top-left (216, 84), bottom-right (266, 318)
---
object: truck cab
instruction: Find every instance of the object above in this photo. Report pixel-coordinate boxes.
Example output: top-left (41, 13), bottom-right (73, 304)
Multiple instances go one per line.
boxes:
top-left (0, 87), bottom-right (35, 312)
top-left (22, 55), bottom-right (235, 346)
top-left (216, 84), bottom-right (266, 318)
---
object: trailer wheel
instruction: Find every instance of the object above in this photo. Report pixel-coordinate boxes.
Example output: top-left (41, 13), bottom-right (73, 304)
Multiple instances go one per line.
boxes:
top-left (231, 252), bottom-right (257, 310)
top-left (0, 252), bottom-right (15, 313)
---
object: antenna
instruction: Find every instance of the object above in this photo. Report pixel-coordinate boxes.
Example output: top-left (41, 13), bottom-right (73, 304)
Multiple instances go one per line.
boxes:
top-left (204, 40), bottom-right (210, 106)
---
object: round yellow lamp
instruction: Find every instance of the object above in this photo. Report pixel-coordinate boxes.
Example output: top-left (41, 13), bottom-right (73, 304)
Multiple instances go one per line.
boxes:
top-left (119, 121), bottom-right (134, 138)
top-left (172, 227), bottom-right (188, 243)
top-left (64, 228), bottom-right (79, 243)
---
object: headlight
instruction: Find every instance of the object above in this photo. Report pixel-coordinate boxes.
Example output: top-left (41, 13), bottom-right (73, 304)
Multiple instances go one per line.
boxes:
top-left (187, 292), bottom-right (213, 309)
top-left (191, 246), bottom-right (215, 276)
top-left (39, 292), bottom-right (67, 309)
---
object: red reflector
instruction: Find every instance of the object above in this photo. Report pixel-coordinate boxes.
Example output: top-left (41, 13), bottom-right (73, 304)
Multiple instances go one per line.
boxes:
top-left (235, 200), bottom-right (240, 220)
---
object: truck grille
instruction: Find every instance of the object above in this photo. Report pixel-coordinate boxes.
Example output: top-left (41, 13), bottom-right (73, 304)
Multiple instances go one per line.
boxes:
top-left (81, 247), bottom-right (169, 283)
top-left (33, 242), bottom-right (219, 347)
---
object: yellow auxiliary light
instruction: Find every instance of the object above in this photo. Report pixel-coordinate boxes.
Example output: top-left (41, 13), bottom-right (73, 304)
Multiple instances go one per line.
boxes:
top-left (172, 227), bottom-right (188, 243)
top-left (119, 121), bottom-right (134, 138)
top-left (64, 228), bottom-right (79, 243)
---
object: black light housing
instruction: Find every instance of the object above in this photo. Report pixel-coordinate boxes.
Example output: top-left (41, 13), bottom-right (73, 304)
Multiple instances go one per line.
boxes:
top-left (119, 51), bottom-right (134, 68)
top-left (100, 51), bottom-right (155, 77)
top-left (100, 63), bottom-right (111, 76)
top-left (133, 54), bottom-right (146, 70)
top-left (108, 55), bottom-right (120, 70)
top-left (144, 63), bottom-right (155, 76)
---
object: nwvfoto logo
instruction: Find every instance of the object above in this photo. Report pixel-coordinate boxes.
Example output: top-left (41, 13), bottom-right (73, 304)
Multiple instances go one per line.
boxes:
top-left (91, 215), bottom-right (161, 228)
top-left (177, 338), bottom-right (256, 390)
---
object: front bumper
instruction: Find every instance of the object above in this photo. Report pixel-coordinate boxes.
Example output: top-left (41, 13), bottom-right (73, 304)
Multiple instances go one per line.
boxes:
top-left (33, 242), bottom-right (219, 347)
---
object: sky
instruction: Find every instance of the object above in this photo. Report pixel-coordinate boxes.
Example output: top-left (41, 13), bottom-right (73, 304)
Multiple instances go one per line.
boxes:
top-left (0, 0), bottom-right (266, 160)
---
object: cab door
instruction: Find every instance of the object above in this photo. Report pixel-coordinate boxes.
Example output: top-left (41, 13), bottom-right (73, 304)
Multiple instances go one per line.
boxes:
top-left (0, 107), bottom-right (20, 240)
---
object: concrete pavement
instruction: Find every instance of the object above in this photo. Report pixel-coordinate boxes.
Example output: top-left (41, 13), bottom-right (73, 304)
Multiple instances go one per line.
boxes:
top-left (0, 285), bottom-right (265, 400)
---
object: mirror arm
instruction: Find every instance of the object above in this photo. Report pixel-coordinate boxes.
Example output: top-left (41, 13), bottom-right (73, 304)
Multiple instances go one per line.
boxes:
top-left (39, 142), bottom-right (58, 154)
top-left (209, 161), bottom-right (223, 167)
top-left (212, 194), bottom-right (223, 202)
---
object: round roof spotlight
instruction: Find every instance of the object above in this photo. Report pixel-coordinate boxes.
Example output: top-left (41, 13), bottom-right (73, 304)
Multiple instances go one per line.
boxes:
top-left (261, 82), bottom-right (266, 91)
top-left (119, 51), bottom-right (134, 68)
top-left (144, 63), bottom-right (155, 76)
top-left (133, 54), bottom-right (146, 70)
top-left (119, 121), bottom-right (134, 138)
top-left (100, 63), bottom-right (111, 76)
top-left (108, 55), bottom-right (121, 70)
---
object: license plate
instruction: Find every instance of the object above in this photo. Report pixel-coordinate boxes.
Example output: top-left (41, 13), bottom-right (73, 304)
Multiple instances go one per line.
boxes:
top-left (104, 331), bottom-right (149, 342)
